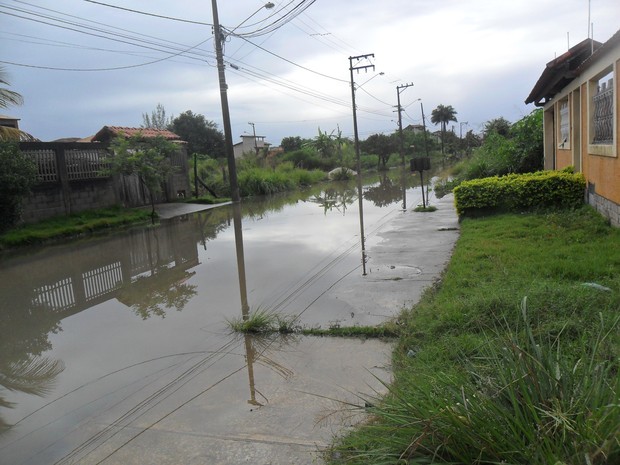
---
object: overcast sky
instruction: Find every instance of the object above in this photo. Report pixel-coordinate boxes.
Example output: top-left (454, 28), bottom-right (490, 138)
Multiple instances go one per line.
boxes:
top-left (1, 0), bottom-right (618, 145)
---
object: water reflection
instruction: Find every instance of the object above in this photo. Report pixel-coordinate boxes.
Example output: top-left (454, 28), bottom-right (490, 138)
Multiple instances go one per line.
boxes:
top-left (363, 172), bottom-right (403, 208)
top-left (310, 183), bottom-right (357, 215)
top-left (0, 175), bottom-right (419, 454)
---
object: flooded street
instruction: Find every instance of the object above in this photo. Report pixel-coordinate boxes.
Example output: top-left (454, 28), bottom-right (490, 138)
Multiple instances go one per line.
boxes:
top-left (0, 174), bottom-right (457, 464)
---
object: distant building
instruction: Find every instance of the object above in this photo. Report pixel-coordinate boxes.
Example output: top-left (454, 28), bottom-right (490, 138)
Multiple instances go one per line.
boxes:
top-left (403, 124), bottom-right (425, 134)
top-left (233, 134), bottom-right (270, 158)
top-left (0, 114), bottom-right (20, 129)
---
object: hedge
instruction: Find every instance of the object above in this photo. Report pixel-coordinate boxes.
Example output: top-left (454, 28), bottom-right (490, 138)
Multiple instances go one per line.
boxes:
top-left (453, 170), bottom-right (586, 217)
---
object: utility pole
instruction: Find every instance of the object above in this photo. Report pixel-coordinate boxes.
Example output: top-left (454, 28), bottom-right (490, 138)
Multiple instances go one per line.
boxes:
top-left (249, 122), bottom-right (259, 156)
top-left (349, 53), bottom-right (375, 276)
top-left (395, 83), bottom-right (414, 167)
top-left (420, 101), bottom-right (430, 158)
top-left (211, 0), bottom-right (240, 202)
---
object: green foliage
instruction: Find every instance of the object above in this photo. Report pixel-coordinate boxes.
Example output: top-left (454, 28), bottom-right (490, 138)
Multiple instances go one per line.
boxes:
top-left (484, 116), bottom-right (512, 137)
top-left (438, 110), bottom-right (545, 196)
top-left (0, 206), bottom-right (153, 249)
top-left (361, 133), bottom-right (399, 170)
top-left (283, 147), bottom-right (325, 170)
top-left (454, 170), bottom-right (585, 216)
top-left (108, 134), bottom-right (179, 214)
top-left (329, 208), bottom-right (620, 465)
top-left (169, 110), bottom-right (225, 158)
top-left (280, 136), bottom-right (307, 152)
top-left (0, 142), bottom-right (37, 232)
top-left (511, 108), bottom-right (544, 173)
top-left (431, 104), bottom-right (458, 155)
top-left (238, 166), bottom-right (325, 197)
top-left (227, 308), bottom-right (300, 334)
top-left (141, 103), bottom-right (172, 130)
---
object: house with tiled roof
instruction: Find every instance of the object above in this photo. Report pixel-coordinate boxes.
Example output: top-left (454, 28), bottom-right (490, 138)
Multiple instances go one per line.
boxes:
top-left (90, 126), bottom-right (184, 144)
top-left (526, 29), bottom-right (620, 226)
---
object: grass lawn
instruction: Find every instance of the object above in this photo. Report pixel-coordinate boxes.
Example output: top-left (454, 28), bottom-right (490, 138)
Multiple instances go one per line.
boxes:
top-left (329, 206), bottom-right (620, 464)
top-left (0, 206), bottom-right (155, 250)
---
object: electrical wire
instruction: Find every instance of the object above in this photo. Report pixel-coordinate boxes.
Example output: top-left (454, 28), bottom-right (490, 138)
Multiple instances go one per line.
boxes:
top-left (82, 0), bottom-right (212, 26)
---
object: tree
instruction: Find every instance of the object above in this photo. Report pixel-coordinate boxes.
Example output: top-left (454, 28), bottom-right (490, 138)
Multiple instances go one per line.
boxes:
top-left (280, 136), bottom-right (304, 153)
top-left (142, 103), bottom-right (172, 130)
top-left (361, 133), bottom-right (399, 170)
top-left (169, 111), bottom-right (225, 158)
top-left (430, 104), bottom-right (458, 156)
top-left (484, 117), bottom-right (511, 137)
top-left (304, 127), bottom-right (336, 158)
top-left (510, 109), bottom-right (543, 173)
top-left (108, 134), bottom-right (179, 216)
top-left (0, 66), bottom-right (34, 141)
top-left (0, 142), bottom-right (37, 232)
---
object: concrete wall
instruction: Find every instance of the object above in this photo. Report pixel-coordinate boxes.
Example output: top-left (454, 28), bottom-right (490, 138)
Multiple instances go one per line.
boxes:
top-left (19, 141), bottom-right (190, 224)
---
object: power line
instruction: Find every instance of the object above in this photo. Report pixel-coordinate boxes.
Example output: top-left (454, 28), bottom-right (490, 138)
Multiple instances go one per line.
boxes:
top-left (81, 0), bottom-right (212, 26)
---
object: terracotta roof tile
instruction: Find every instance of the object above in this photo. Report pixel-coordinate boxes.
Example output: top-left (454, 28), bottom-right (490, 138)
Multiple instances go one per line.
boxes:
top-left (105, 126), bottom-right (182, 140)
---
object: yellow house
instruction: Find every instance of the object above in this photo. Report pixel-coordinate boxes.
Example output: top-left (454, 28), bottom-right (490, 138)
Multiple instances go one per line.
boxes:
top-left (526, 30), bottom-right (620, 226)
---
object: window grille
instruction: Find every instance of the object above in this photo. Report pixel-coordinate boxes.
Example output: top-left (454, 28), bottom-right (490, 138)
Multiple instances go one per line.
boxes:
top-left (592, 77), bottom-right (614, 145)
top-left (559, 100), bottom-right (569, 147)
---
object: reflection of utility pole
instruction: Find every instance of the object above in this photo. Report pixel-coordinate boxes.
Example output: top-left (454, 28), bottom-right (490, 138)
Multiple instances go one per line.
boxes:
top-left (232, 202), bottom-right (248, 316)
top-left (349, 53), bottom-right (375, 276)
top-left (249, 122), bottom-right (259, 157)
top-left (395, 83), bottom-right (414, 167)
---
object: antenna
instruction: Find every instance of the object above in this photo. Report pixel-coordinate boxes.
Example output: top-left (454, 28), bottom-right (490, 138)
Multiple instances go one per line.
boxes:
top-left (588, 0), bottom-right (591, 38)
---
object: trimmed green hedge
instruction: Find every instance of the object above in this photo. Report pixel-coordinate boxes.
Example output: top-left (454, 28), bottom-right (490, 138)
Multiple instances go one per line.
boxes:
top-left (453, 170), bottom-right (586, 217)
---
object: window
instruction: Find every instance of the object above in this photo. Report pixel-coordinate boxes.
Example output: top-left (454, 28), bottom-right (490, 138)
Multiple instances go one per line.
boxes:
top-left (558, 99), bottom-right (570, 149)
top-left (589, 68), bottom-right (615, 157)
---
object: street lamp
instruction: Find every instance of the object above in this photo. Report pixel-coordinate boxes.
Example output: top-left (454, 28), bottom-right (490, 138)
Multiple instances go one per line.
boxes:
top-left (460, 121), bottom-right (469, 139)
top-left (210, 1), bottom-right (274, 202)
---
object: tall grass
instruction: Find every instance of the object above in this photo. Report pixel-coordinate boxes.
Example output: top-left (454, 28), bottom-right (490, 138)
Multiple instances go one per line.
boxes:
top-left (328, 207), bottom-right (620, 465)
top-left (238, 166), bottom-right (325, 197)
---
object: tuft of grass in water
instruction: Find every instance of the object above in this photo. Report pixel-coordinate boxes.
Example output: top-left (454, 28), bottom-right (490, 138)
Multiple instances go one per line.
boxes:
top-left (413, 205), bottom-right (437, 212)
top-left (226, 308), bottom-right (301, 334)
top-left (301, 324), bottom-right (399, 339)
top-left (0, 206), bottom-right (154, 249)
top-left (327, 206), bottom-right (620, 465)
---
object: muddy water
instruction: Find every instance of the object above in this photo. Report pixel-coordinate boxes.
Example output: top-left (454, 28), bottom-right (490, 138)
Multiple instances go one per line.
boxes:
top-left (0, 174), bottom-right (430, 464)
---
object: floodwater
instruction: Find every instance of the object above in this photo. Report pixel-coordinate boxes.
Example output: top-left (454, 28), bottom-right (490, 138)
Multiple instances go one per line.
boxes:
top-left (0, 173), bottom-right (432, 464)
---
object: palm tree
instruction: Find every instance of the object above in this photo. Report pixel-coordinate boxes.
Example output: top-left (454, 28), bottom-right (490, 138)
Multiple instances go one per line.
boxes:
top-left (431, 104), bottom-right (458, 157)
top-left (0, 66), bottom-right (34, 141)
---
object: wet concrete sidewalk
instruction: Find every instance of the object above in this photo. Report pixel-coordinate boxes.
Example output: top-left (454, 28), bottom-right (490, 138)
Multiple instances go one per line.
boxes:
top-left (116, 194), bottom-right (460, 465)
top-left (328, 193), bottom-right (460, 326)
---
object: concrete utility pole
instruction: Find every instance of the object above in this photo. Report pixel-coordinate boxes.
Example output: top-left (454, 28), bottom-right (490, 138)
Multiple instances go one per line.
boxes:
top-left (349, 53), bottom-right (375, 276)
top-left (211, 0), bottom-right (239, 202)
top-left (420, 101), bottom-right (430, 158)
top-left (395, 83), bottom-right (414, 167)
top-left (249, 122), bottom-right (259, 156)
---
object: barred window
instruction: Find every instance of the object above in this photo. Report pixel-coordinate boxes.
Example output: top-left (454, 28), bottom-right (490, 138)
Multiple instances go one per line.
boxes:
top-left (592, 71), bottom-right (614, 145)
top-left (559, 99), bottom-right (570, 148)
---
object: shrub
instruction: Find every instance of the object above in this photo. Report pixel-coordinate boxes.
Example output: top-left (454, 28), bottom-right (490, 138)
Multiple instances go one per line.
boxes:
top-left (0, 142), bottom-right (37, 231)
top-left (454, 170), bottom-right (585, 217)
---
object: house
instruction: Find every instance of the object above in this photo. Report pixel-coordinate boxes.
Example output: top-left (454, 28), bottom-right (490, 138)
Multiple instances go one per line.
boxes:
top-left (90, 126), bottom-right (184, 144)
top-left (89, 126), bottom-right (190, 201)
top-left (0, 114), bottom-right (20, 129)
top-left (233, 134), bottom-right (270, 158)
top-left (526, 30), bottom-right (620, 226)
top-left (403, 124), bottom-right (426, 135)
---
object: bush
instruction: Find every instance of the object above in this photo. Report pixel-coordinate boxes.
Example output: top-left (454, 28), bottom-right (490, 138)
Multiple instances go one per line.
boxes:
top-left (454, 170), bottom-right (585, 217)
top-left (0, 142), bottom-right (37, 232)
